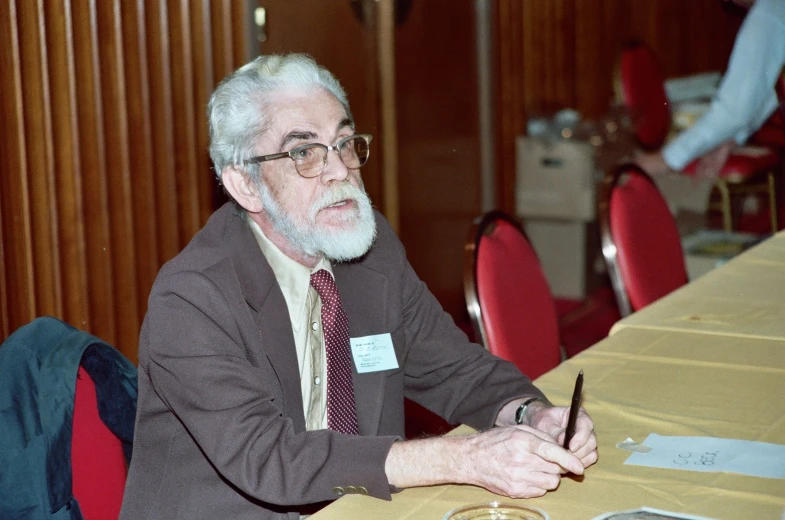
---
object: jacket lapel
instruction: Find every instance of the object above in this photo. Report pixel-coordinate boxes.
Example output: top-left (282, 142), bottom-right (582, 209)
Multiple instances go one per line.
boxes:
top-left (221, 207), bottom-right (306, 432)
top-left (334, 262), bottom-right (389, 436)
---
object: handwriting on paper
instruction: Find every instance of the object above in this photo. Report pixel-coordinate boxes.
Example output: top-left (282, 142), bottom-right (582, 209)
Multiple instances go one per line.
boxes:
top-left (624, 433), bottom-right (785, 479)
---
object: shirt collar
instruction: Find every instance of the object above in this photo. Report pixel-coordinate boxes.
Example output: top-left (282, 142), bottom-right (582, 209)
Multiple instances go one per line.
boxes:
top-left (248, 219), bottom-right (332, 332)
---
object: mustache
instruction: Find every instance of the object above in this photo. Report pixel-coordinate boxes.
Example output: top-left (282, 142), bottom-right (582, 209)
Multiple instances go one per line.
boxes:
top-left (311, 183), bottom-right (368, 214)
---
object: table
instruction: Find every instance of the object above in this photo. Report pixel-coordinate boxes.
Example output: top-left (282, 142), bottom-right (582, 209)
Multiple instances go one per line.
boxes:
top-left (610, 230), bottom-right (785, 341)
top-left (312, 327), bottom-right (785, 519)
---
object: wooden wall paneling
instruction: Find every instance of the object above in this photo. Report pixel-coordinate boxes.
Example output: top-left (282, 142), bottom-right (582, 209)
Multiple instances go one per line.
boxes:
top-left (496, 0), bottom-right (522, 212)
top-left (167, 0), bottom-right (201, 248)
top-left (96, 0), bottom-right (139, 361)
top-left (231, 0), bottom-right (246, 67)
top-left (121, 0), bottom-right (159, 325)
top-left (18, 0), bottom-right (62, 319)
top-left (145, 0), bottom-right (180, 264)
top-left (210, 0), bottom-right (234, 84)
top-left (191, 0), bottom-right (218, 226)
top-left (0, 0), bottom-right (36, 334)
top-left (72, 0), bottom-right (116, 345)
top-left (45, 0), bottom-right (90, 329)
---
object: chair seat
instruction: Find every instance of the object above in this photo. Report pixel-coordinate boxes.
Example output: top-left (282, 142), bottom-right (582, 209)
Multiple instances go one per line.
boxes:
top-left (682, 146), bottom-right (779, 182)
top-left (751, 123), bottom-right (785, 148)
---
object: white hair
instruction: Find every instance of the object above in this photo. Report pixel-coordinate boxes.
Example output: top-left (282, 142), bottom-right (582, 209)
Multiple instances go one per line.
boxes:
top-left (207, 54), bottom-right (351, 178)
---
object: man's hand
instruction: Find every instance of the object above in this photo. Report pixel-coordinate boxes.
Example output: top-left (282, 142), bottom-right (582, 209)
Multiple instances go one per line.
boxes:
top-left (695, 140), bottom-right (734, 179)
top-left (527, 405), bottom-right (598, 469)
top-left (462, 425), bottom-right (585, 498)
top-left (636, 150), bottom-right (672, 176)
top-left (385, 425), bottom-right (586, 499)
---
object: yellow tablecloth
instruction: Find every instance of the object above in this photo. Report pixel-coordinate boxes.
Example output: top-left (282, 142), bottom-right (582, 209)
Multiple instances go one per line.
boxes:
top-left (312, 328), bottom-right (785, 519)
top-left (611, 230), bottom-right (785, 341)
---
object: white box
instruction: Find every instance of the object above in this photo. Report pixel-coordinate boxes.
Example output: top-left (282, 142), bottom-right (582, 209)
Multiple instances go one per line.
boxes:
top-left (516, 136), bottom-right (598, 221)
top-left (523, 218), bottom-right (604, 300)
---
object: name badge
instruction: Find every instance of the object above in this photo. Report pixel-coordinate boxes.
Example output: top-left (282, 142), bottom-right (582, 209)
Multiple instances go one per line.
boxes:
top-left (350, 333), bottom-right (399, 374)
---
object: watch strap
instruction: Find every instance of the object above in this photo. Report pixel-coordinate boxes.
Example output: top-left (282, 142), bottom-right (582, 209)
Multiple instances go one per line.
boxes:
top-left (515, 397), bottom-right (544, 425)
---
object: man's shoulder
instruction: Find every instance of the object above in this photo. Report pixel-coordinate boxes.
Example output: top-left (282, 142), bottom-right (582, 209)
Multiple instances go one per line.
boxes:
top-left (155, 203), bottom-right (247, 285)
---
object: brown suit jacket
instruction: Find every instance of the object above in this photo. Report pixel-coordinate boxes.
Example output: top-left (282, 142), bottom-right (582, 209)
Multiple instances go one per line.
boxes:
top-left (120, 203), bottom-right (544, 519)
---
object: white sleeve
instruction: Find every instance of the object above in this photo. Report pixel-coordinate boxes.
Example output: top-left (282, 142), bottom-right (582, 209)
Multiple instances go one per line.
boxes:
top-left (663, 0), bottom-right (785, 170)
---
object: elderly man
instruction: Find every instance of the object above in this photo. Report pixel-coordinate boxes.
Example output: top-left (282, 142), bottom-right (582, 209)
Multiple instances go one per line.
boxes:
top-left (638, 0), bottom-right (785, 178)
top-left (120, 54), bottom-right (597, 519)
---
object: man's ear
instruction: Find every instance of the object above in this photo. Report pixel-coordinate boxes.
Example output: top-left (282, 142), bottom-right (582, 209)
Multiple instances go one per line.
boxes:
top-left (221, 167), bottom-right (264, 213)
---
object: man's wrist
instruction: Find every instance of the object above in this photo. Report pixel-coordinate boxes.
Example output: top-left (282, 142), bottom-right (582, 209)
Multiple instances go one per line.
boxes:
top-left (496, 396), bottom-right (551, 427)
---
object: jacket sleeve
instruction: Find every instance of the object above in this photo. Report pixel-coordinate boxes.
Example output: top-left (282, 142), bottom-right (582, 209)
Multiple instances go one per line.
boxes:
top-left (143, 269), bottom-right (398, 505)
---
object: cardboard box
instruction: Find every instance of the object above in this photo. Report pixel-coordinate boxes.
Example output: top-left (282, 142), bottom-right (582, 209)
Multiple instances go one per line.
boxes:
top-left (523, 218), bottom-right (605, 300)
top-left (516, 137), bottom-right (599, 221)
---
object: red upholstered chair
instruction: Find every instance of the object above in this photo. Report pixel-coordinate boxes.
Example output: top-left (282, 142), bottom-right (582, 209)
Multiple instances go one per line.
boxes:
top-left (618, 40), bottom-right (780, 233)
top-left (599, 163), bottom-right (689, 317)
top-left (71, 366), bottom-right (128, 519)
top-left (464, 211), bottom-right (561, 380)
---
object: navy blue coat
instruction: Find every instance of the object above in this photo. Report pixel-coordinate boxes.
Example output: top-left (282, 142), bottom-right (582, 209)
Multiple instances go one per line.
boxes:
top-left (0, 317), bottom-right (137, 519)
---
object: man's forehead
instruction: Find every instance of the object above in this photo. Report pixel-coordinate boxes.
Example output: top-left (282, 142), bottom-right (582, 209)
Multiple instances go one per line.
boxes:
top-left (266, 88), bottom-right (350, 129)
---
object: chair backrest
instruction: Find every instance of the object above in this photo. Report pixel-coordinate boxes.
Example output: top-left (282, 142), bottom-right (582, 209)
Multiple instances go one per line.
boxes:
top-left (71, 366), bottom-right (128, 519)
top-left (464, 211), bottom-right (561, 380)
top-left (599, 163), bottom-right (689, 317)
top-left (618, 40), bottom-right (672, 150)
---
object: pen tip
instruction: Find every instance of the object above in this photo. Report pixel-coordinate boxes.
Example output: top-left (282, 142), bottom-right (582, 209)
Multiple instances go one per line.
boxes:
top-left (579, 369), bottom-right (583, 375)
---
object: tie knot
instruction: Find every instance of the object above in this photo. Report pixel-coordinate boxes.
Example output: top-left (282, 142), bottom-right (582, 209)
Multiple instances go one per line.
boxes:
top-left (310, 269), bottom-right (338, 302)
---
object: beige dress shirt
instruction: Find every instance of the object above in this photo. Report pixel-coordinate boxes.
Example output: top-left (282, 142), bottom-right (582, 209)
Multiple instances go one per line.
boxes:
top-left (249, 220), bottom-right (329, 431)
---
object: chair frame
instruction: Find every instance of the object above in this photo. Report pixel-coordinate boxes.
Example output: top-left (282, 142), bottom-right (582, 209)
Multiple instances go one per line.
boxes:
top-left (598, 163), bottom-right (659, 318)
top-left (463, 211), bottom-right (529, 350)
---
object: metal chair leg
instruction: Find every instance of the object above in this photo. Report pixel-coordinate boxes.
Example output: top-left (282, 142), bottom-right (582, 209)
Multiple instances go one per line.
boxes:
top-left (717, 179), bottom-right (733, 232)
top-left (768, 171), bottom-right (779, 232)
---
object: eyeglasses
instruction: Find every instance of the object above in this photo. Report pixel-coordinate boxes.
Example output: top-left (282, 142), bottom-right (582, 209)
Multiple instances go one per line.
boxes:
top-left (243, 133), bottom-right (373, 178)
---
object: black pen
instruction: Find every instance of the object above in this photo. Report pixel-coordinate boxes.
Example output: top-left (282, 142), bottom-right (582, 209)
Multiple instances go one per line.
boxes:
top-left (563, 369), bottom-right (584, 450)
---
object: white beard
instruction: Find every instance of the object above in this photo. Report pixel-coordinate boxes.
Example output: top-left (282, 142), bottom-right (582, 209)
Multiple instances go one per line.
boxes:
top-left (256, 178), bottom-right (377, 262)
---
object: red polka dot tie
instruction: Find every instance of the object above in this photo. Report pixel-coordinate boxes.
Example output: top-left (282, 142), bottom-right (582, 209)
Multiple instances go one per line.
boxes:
top-left (310, 269), bottom-right (359, 435)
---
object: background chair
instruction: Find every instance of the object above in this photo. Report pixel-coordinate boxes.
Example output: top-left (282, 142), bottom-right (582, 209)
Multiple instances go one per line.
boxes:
top-left (599, 163), bottom-right (689, 317)
top-left (464, 211), bottom-right (561, 380)
top-left (618, 40), bottom-right (780, 233)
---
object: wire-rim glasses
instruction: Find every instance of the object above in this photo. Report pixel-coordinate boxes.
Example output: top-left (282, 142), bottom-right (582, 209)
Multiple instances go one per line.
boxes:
top-left (243, 133), bottom-right (373, 178)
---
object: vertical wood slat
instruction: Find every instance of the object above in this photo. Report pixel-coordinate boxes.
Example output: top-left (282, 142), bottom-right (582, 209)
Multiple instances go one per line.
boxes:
top-left (72, 0), bottom-right (116, 346)
top-left (168, 0), bottom-right (200, 248)
top-left (18, 0), bottom-right (62, 319)
top-left (96, 0), bottom-right (139, 359)
top-left (0, 0), bottom-right (36, 333)
top-left (192, 0), bottom-right (216, 226)
top-left (145, 0), bottom-right (179, 264)
top-left (45, 0), bottom-right (90, 328)
top-left (121, 0), bottom-right (159, 326)
top-left (211, 0), bottom-right (234, 84)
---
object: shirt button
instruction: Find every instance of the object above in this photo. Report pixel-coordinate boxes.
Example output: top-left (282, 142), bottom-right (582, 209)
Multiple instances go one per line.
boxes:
top-left (314, 376), bottom-right (321, 385)
top-left (345, 485), bottom-right (357, 494)
top-left (311, 321), bottom-right (318, 331)
top-left (358, 486), bottom-right (368, 495)
top-left (332, 486), bottom-right (345, 497)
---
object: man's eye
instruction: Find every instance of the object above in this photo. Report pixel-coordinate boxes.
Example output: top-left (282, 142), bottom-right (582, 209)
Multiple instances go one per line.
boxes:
top-left (294, 147), bottom-right (314, 159)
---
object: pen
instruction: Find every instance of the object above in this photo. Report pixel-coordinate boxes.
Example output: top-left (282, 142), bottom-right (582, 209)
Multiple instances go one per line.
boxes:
top-left (563, 369), bottom-right (584, 450)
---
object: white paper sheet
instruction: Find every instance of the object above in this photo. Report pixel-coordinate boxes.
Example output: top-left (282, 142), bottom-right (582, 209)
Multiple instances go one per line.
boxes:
top-left (624, 433), bottom-right (785, 479)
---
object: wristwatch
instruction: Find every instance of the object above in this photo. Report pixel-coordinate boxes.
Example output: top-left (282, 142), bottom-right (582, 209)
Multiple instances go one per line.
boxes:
top-left (514, 397), bottom-right (546, 425)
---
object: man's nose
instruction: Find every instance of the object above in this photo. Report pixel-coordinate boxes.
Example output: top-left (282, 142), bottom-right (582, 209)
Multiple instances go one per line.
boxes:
top-left (319, 149), bottom-right (350, 184)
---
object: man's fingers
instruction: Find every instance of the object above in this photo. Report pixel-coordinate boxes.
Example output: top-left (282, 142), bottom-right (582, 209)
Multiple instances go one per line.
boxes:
top-left (535, 438), bottom-right (584, 475)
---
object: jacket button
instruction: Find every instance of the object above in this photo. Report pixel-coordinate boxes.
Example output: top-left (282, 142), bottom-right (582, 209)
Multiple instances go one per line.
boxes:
top-left (358, 486), bottom-right (369, 495)
top-left (332, 486), bottom-right (345, 497)
top-left (345, 485), bottom-right (357, 494)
